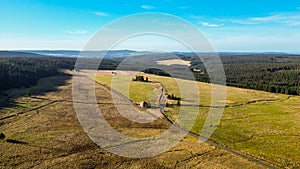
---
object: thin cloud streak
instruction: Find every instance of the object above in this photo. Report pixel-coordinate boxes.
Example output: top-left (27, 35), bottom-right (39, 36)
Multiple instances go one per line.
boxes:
top-left (225, 18), bottom-right (258, 25)
top-left (220, 12), bottom-right (300, 26)
top-left (94, 11), bottom-right (109, 16)
top-left (141, 5), bottom-right (155, 9)
top-left (250, 15), bottom-right (281, 22)
top-left (199, 21), bottom-right (223, 27)
top-left (66, 29), bottom-right (88, 35)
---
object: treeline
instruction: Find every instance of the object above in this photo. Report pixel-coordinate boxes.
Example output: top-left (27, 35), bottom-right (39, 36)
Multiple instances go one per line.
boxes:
top-left (0, 56), bottom-right (122, 90)
top-left (2, 53), bottom-right (300, 96)
top-left (142, 68), bottom-right (171, 77)
top-left (224, 63), bottom-right (300, 95)
top-left (0, 57), bottom-right (75, 90)
top-left (189, 54), bottom-right (300, 95)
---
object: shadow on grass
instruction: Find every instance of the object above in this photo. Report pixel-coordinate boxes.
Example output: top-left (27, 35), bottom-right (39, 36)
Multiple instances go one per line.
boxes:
top-left (6, 139), bottom-right (28, 145)
top-left (0, 73), bottom-right (72, 113)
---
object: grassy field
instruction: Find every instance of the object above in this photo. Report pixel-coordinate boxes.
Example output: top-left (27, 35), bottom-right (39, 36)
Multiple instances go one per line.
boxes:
top-left (93, 75), bottom-right (154, 103)
top-left (94, 71), bottom-right (300, 168)
top-left (0, 73), bottom-right (265, 168)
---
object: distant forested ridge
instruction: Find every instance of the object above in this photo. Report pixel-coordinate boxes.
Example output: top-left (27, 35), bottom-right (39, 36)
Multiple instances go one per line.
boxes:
top-left (0, 51), bottom-right (121, 90)
top-left (187, 54), bottom-right (300, 95)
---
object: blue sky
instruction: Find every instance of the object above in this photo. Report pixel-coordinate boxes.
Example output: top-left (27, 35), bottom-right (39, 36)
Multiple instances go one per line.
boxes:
top-left (1, 0), bottom-right (300, 52)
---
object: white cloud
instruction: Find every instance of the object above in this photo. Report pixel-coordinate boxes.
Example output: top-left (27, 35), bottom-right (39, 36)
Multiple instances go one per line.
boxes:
top-left (249, 15), bottom-right (281, 22)
top-left (66, 29), bottom-right (88, 35)
top-left (199, 21), bottom-right (223, 27)
top-left (94, 11), bottom-right (109, 16)
top-left (251, 13), bottom-right (300, 26)
top-left (225, 19), bottom-right (258, 25)
top-left (223, 13), bottom-right (300, 26)
top-left (141, 5), bottom-right (155, 9)
top-left (287, 21), bottom-right (300, 26)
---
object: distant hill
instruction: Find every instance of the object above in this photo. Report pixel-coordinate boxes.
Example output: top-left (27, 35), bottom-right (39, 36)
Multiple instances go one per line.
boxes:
top-left (1, 50), bottom-right (298, 59)
top-left (0, 51), bottom-right (46, 58)
top-left (14, 50), bottom-right (158, 58)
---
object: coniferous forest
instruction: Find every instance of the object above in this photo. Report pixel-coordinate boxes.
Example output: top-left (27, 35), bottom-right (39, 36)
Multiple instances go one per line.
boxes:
top-left (1, 52), bottom-right (300, 95)
top-left (188, 54), bottom-right (300, 95)
top-left (0, 57), bottom-right (75, 90)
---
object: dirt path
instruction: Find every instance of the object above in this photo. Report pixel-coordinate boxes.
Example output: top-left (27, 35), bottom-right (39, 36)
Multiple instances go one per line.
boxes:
top-left (156, 81), bottom-right (281, 169)
top-left (0, 74), bottom-right (281, 168)
top-left (91, 77), bottom-right (279, 169)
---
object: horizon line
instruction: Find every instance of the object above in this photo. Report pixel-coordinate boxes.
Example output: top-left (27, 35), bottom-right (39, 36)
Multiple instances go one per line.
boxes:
top-left (1, 49), bottom-right (300, 54)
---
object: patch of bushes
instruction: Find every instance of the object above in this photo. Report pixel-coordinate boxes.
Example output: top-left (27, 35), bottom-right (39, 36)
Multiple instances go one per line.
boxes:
top-left (167, 94), bottom-right (181, 100)
top-left (0, 132), bottom-right (5, 139)
top-left (132, 75), bottom-right (149, 82)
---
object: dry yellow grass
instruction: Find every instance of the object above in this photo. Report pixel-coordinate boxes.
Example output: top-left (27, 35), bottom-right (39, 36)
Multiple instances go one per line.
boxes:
top-left (94, 70), bottom-right (300, 168)
top-left (0, 74), bottom-right (267, 168)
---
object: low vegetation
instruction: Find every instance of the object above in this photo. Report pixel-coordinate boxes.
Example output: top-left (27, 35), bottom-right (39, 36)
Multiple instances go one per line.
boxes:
top-left (132, 75), bottom-right (149, 82)
top-left (93, 75), bottom-right (154, 103)
top-left (0, 74), bottom-right (263, 168)
top-left (94, 71), bottom-right (300, 168)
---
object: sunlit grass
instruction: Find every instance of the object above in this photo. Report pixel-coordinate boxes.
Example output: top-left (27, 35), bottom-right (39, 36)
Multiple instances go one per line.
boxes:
top-left (93, 75), bottom-right (154, 103)
top-left (94, 72), bottom-right (300, 168)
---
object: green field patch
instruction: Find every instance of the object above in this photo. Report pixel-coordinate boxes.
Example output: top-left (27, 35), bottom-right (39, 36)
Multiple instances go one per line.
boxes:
top-left (94, 75), bottom-right (155, 103)
top-left (94, 72), bottom-right (300, 168)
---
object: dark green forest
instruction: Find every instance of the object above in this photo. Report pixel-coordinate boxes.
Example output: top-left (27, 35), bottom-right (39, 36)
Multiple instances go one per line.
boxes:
top-left (0, 57), bottom-right (75, 90)
top-left (1, 52), bottom-right (300, 95)
top-left (0, 51), bottom-right (122, 90)
top-left (188, 54), bottom-right (300, 95)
